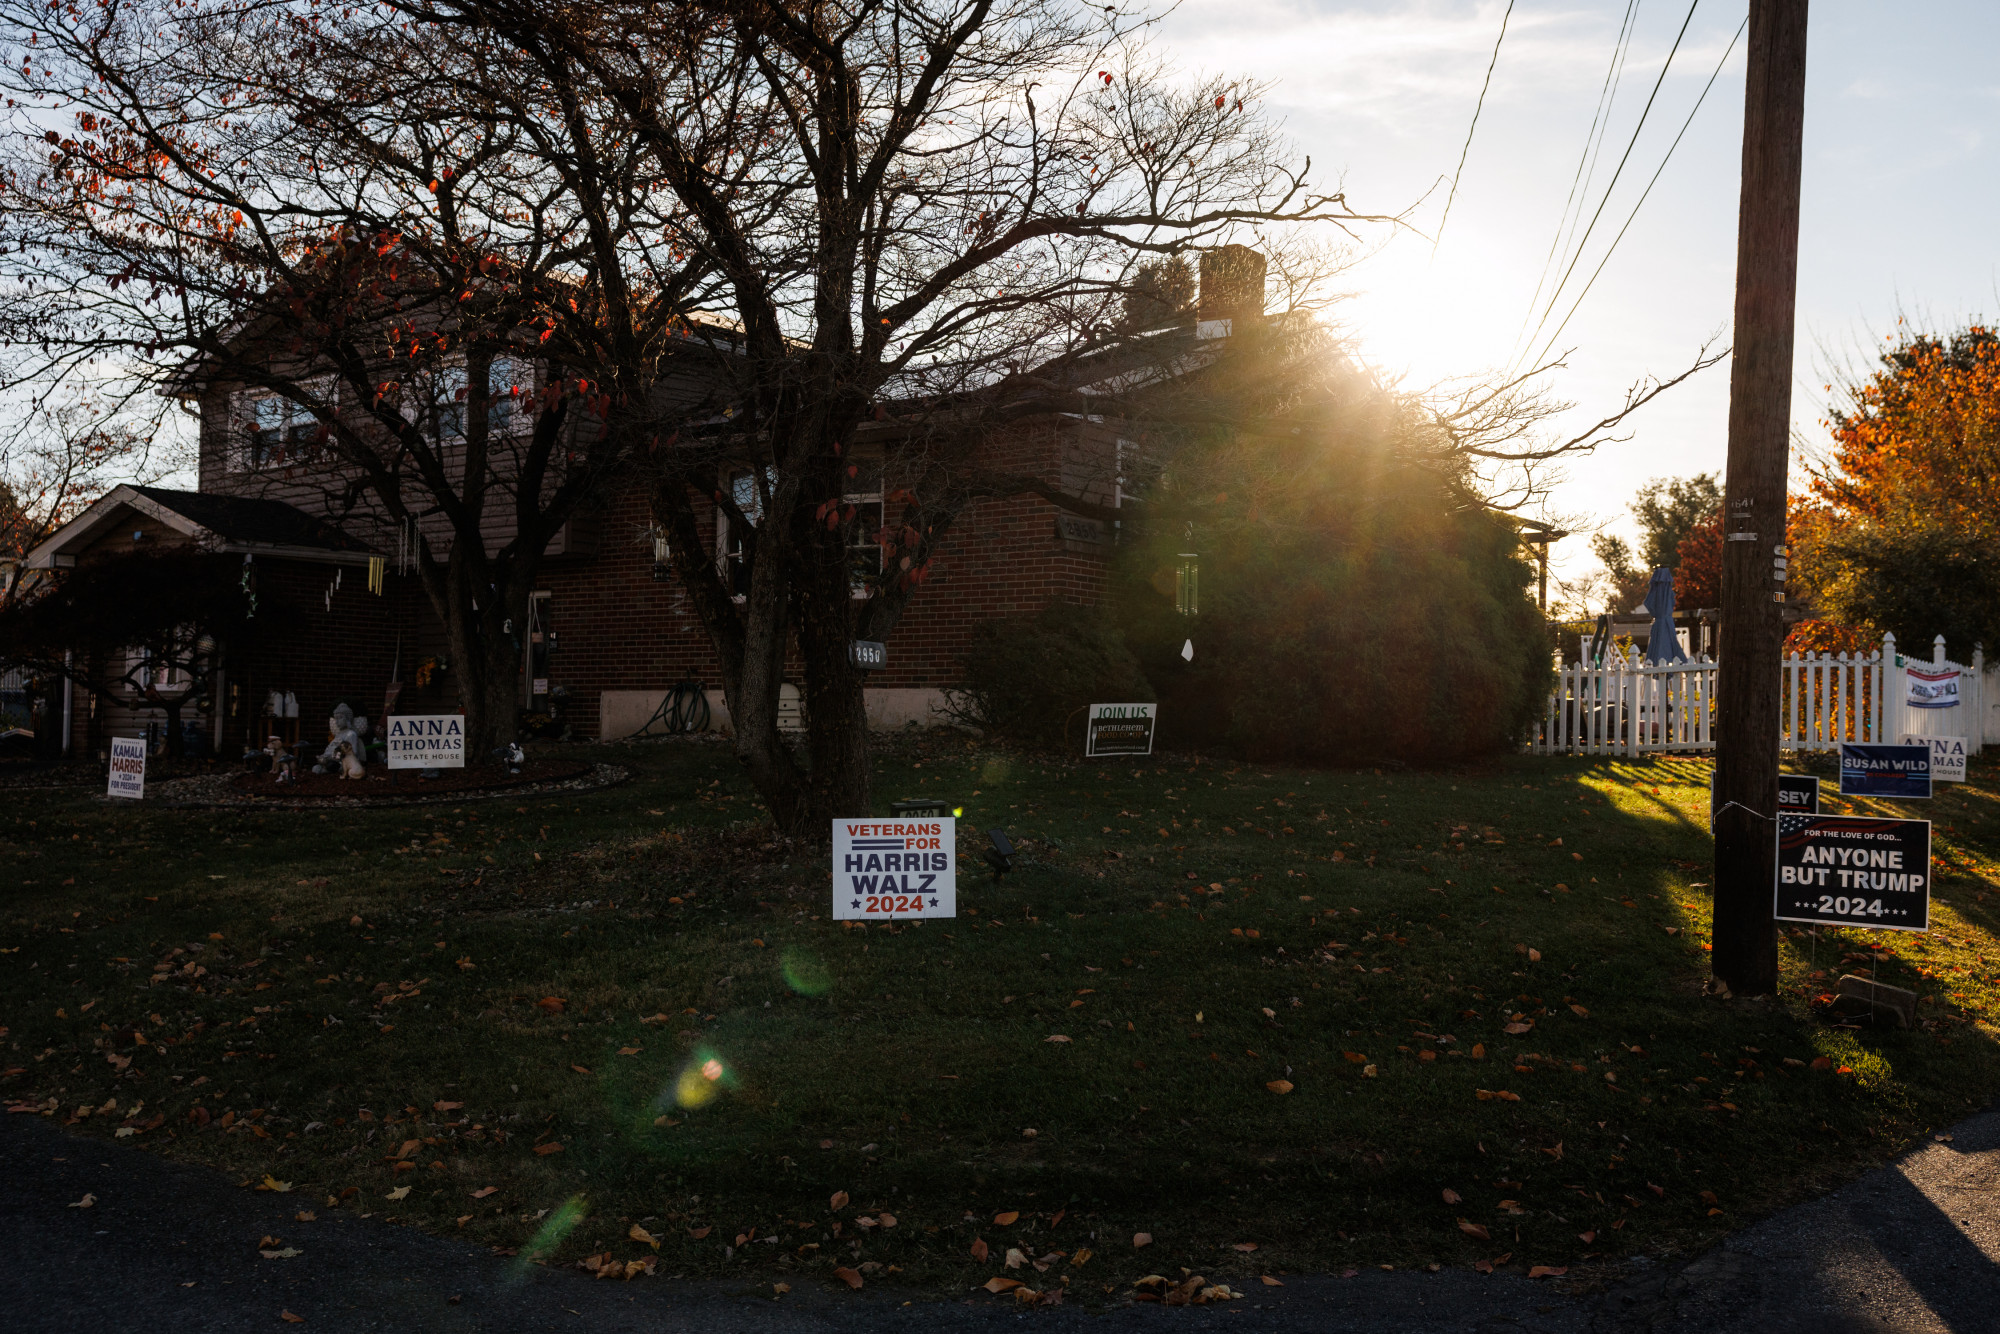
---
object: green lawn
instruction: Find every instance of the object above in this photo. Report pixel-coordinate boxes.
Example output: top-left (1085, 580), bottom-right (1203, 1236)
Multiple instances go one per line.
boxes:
top-left (5, 736), bottom-right (2000, 1299)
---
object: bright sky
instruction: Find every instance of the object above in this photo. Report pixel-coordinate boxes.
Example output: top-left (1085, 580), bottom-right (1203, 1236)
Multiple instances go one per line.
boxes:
top-left (1153, 0), bottom-right (2000, 580)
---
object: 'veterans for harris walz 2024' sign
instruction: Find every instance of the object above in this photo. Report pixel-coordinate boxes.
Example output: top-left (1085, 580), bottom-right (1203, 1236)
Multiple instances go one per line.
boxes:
top-left (385, 714), bottom-right (466, 769)
top-left (832, 818), bottom-right (957, 921)
top-left (1775, 814), bottom-right (1931, 931)
top-left (1837, 743), bottom-right (1931, 799)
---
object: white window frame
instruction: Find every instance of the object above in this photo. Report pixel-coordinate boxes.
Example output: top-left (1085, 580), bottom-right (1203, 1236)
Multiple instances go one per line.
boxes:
top-left (717, 465), bottom-right (771, 603)
top-left (232, 377), bottom-right (333, 472)
top-left (844, 451), bottom-right (885, 598)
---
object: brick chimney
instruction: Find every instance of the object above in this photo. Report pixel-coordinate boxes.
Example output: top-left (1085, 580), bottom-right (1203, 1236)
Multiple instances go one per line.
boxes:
top-left (1196, 245), bottom-right (1266, 336)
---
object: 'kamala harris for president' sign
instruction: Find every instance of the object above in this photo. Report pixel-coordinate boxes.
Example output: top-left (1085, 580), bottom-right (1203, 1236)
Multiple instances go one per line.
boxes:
top-left (385, 715), bottom-right (466, 768)
top-left (833, 818), bottom-right (956, 921)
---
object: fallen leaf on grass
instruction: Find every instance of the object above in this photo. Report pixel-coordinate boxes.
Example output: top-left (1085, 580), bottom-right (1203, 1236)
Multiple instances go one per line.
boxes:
top-left (1070, 1248), bottom-right (1093, 1266)
top-left (67, 1194), bottom-right (95, 1209)
top-left (628, 1224), bottom-right (661, 1250)
top-left (834, 1266), bottom-right (864, 1290)
top-left (533, 1142), bottom-right (564, 1156)
top-left (471, 1187), bottom-right (497, 1199)
top-left (281, 1312), bottom-right (305, 1324)
top-left (688, 1227), bottom-right (711, 1239)
top-left (1810, 1056), bottom-right (1832, 1071)
top-left (1503, 1022), bottom-right (1534, 1035)
top-left (396, 1139), bottom-right (421, 1160)
top-left (638, 1013), bottom-right (671, 1025)
top-left (432, 1101), bottom-right (464, 1113)
top-left (772, 1283), bottom-right (790, 1296)
top-left (1133, 1232), bottom-right (1153, 1248)
top-left (386, 1187), bottom-right (410, 1201)
top-left (970, 1238), bottom-right (989, 1262)
top-left (830, 1190), bottom-right (850, 1211)
top-left (1232, 1242), bottom-right (1259, 1252)
top-left (1265, 1080), bottom-right (1294, 1095)
top-left (1457, 1221), bottom-right (1491, 1241)
top-left (982, 1277), bottom-right (1023, 1294)
top-left (257, 1176), bottom-right (292, 1193)
top-left (617, 1047), bottom-right (642, 1057)
top-left (1528, 1266), bottom-right (1567, 1279)
top-left (1261, 1275), bottom-right (1283, 1286)
top-left (535, 997), bottom-right (566, 1014)
top-left (993, 1210), bottom-right (1018, 1225)
top-left (1044, 1035), bottom-right (1071, 1044)
top-left (261, 1247), bottom-right (303, 1260)
top-left (295, 1212), bottom-right (315, 1222)
top-left (570, 1064), bottom-right (591, 1075)
top-left (1005, 1247), bottom-right (1027, 1269)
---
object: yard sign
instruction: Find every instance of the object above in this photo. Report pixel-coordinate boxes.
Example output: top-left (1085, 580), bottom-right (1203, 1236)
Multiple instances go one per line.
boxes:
top-left (1085, 703), bottom-right (1156, 757)
top-left (832, 818), bottom-right (956, 921)
top-left (1775, 814), bottom-right (1930, 932)
top-left (1901, 734), bottom-right (1967, 784)
top-left (1778, 774), bottom-right (1820, 814)
top-left (1838, 743), bottom-right (1931, 800)
top-left (107, 736), bottom-right (146, 800)
top-left (385, 714), bottom-right (466, 769)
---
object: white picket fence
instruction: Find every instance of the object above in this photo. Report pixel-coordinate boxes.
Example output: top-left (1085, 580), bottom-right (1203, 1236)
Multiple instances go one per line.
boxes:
top-left (1533, 633), bottom-right (1991, 757)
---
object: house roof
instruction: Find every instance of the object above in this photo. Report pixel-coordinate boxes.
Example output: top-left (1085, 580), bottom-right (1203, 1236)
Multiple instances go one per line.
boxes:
top-left (23, 484), bottom-right (375, 570)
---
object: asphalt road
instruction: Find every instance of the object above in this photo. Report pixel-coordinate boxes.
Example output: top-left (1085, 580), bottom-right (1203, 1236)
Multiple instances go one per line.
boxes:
top-left (5, 1105), bottom-right (1999, 1333)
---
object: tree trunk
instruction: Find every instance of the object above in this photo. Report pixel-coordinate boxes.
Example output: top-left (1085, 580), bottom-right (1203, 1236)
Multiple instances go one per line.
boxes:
top-left (161, 697), bottom-right (184, 758)
top-left (796, 531), bottom-right (872, 831)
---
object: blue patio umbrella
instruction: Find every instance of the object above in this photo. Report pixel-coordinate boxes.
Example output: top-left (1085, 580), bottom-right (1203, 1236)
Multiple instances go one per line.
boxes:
top-left (1642, 567), bottom-right (1687, 664)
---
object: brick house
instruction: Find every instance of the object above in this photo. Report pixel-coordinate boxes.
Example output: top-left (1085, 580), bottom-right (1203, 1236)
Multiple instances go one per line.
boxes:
top-left (19, 252), bottom-right (1264, 758)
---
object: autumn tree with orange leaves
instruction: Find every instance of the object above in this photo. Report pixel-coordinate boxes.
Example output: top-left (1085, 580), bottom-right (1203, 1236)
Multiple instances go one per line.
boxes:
top-left (1791, 325), bottom-right (2000, 654)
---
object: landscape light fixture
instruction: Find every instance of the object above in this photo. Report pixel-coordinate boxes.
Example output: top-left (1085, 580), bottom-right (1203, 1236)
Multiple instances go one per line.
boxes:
top-left (984, 828), bottom-right (1015, 879)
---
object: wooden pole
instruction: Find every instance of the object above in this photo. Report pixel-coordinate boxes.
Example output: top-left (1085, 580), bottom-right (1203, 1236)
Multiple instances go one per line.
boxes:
top-left (1712, 0), bottom-right (1809, 996)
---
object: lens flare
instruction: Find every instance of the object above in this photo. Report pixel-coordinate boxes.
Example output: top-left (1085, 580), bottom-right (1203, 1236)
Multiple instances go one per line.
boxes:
top-left (780, 945), bottom-right (832, 996)
top-left (660, 1046), bottom-right (733, 1111)
top-left (511, 1194), bottom-right (587, 1277)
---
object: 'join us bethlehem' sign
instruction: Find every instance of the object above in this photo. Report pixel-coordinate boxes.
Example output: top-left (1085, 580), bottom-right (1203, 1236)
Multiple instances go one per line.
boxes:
top-left (832, 818), bottom-right (956, 921)
top-left (385, 715), bottom-right (466, 769)
top-left (1086, 703), bottom-right (1157, 757)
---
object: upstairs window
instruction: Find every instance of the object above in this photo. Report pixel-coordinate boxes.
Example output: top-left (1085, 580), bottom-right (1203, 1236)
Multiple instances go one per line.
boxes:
top-left (236, 389), bottom-right (327, 471)
top-left (433, 355), bottom-right (532, 442)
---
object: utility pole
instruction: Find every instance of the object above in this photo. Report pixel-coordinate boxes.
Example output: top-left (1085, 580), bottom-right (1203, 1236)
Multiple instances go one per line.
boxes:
top-left (1712, 0), bottom-right (1808, 996)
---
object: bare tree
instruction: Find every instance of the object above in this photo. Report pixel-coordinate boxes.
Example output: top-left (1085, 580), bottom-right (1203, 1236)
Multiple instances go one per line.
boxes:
top-left (0, 396), bottom-right (178, 562)
top-left (1, 0), bottom-right (1392, 829)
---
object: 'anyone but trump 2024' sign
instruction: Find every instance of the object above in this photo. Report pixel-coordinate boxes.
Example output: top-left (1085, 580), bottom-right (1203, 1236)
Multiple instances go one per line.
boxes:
top-left (832, 818), bottom-right (956, 921)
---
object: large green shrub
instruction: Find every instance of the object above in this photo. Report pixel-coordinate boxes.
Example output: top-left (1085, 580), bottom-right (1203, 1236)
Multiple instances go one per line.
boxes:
top-left (946, 601), bottom-right (1153, 745)
top-left (1117, 372), bottom-right (1550, 764)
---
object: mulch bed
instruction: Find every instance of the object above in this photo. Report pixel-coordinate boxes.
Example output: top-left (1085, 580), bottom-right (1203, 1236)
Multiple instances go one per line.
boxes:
top-left (227, 758), bottom-right (592, 798)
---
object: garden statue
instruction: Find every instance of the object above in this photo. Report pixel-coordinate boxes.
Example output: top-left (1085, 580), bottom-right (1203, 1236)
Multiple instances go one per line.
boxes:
top-left (312, 702), bottom-right (370, 774)
top-left (336, 740), bottom-right (366, 779)
top-left (267, 734), bottom-right (297, 784)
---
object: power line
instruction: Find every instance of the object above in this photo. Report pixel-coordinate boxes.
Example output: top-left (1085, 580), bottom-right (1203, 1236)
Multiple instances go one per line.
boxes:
top-left (1514, 0), bottom-right (1704, 367)
top-left (1432, 0), bottom-right (1516, 258)
top-left (1526, 16), bottom-right (1746, 368)
top-left (1515, 0), bottom-right (1643, 361)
